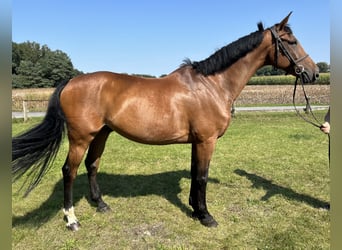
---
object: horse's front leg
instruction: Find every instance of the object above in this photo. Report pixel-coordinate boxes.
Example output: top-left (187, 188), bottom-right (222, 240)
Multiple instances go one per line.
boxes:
top-left (189, 139), bottom-right (218, 227)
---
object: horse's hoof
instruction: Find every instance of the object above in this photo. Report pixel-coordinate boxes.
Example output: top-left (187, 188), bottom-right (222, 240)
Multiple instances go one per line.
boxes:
top-left (97, 204), bottom-right (111, 213)
top-left (200, 215), bottom-right (218, 227)
top-left (67, 221), bottom-right (81, 231)
top-left (192, 212), bottom-right (218, 227)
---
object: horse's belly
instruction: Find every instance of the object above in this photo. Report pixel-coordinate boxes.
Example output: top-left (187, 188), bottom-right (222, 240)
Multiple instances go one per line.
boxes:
top-left (109, 115), bottom-right (190, 145)
top-left (113, 125), bottom-right (190, 145)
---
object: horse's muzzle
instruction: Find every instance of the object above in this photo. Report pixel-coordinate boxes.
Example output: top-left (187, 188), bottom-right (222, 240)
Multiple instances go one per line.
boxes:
top-left (302, 69), bottom-right (319, 83)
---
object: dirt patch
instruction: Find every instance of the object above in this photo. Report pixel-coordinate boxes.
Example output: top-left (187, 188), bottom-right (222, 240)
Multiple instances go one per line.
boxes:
top-left (236, 85), bottom-right (330, 105)
top-left (123, 222), bottom-right (171, 248)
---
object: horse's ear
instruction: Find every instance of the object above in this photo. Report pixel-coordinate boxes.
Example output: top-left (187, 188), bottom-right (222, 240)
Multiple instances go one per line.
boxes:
top-left (278, 11), bottom-right (292, 31)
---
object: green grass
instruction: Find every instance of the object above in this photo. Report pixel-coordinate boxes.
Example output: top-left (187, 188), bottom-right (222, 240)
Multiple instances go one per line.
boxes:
top-left (12, 112), bottom-right (330, 249)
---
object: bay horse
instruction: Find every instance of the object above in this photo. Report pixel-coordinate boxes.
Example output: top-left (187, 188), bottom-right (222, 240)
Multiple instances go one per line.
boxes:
top-left (12, 13), bottom-right (319, 231)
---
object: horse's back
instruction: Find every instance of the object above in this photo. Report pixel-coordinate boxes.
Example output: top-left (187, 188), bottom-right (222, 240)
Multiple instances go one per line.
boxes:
top-left (59, 71), bottom-right (194, 144)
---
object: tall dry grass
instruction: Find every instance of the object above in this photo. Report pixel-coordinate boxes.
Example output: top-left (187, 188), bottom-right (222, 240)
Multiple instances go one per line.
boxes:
top-left (12, 88), bottom-right (54, 112)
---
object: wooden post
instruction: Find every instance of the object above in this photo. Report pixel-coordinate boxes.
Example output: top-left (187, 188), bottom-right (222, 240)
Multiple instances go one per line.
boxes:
top-left (23, 100), bottom-right (28, 122)
top-left (231, 102), bottom-right (236, 117)
top-left (305, 96), bottom-right (311, 114)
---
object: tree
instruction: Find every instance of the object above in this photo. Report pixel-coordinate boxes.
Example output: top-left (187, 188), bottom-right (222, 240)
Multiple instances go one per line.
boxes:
top-left (316, 62), bottom-right (329, 73)
top-left (12, 60), bottom-right (42, 88)
top-left (12, 41), bottom-right (83, 88)
top-left (255, 65), bottom-right (285, 76)
top-left (38, 50), bottom-right (75, 86)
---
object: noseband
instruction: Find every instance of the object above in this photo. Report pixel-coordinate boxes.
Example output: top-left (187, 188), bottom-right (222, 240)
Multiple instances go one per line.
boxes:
top-left (269, 26), bottom-right (309, 75)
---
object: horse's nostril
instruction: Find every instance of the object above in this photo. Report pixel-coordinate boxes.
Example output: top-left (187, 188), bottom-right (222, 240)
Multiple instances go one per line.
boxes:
top-left (315, 72), bottom-right (320, 80)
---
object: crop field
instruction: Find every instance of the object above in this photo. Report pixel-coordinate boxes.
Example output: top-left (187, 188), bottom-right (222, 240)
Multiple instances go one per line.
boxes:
top-left (12, 88), bottom-right (53, 112)
top-left (247, 73), bottom-right (330, 85)
top-left (12, 112), bottom-right (330, 249)
top-left (235, 84), bottom-right (330, 106)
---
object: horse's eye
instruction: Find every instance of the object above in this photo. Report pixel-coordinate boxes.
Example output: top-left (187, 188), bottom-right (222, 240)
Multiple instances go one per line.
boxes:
top-left (288, 40), bottom-right (297, 45)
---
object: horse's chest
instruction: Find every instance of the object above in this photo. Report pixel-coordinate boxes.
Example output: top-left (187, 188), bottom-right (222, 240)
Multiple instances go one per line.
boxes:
top-left (190, 107), bottom-right (231, 141)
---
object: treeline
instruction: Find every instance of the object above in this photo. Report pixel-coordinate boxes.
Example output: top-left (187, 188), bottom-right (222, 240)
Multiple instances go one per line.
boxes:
top-left (248, 73), bottom-right (330, 85)
top-left (255, 62), bottom-right (330, 76)
top-left (251, 63), bottom-right (330, 85)
top-left (12, 41), bottom-right (83, 88)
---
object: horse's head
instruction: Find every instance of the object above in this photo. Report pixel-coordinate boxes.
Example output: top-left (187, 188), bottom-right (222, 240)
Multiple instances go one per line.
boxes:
top-left (266, 12), bottom-right (319, 83)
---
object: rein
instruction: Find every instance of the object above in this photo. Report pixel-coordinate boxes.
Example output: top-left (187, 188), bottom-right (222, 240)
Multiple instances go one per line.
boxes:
top-left (293, 74), bottom-right (331, 166)
top-left (270, 26), bottom-right (330, 164)
top-left (293, 75), bottom-right (322, 128)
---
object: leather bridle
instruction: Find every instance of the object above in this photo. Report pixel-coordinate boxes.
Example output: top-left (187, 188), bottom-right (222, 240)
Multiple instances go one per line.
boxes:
top-left (270, 26), bottom-right (330, 165)
top-left (269, 26), bottom-right (321, 127)
top-left (269, 26), bottom-right (309, 75)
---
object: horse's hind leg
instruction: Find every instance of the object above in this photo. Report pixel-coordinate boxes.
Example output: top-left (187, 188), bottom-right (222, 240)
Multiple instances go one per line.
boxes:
top-left (85, 125), bottom-right (112, 212)
top-left (62, 141), bottom-right (89, 231)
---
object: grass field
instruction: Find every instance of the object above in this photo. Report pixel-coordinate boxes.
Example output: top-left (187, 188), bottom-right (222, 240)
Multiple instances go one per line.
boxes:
top-left (12, 112), bottom-right (330, 249)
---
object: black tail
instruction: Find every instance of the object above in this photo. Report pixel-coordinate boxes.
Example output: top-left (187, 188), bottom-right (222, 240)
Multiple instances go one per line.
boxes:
top-left (12, 80), bottom-right (69, 196)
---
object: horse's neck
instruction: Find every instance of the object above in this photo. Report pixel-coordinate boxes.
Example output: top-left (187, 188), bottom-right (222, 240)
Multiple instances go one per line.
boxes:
top-left (218, 39), bottom-right (271, 103)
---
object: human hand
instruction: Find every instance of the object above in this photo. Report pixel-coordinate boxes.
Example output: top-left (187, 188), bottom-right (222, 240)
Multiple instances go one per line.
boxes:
top-left (320, 122), bottom-right (330, 134)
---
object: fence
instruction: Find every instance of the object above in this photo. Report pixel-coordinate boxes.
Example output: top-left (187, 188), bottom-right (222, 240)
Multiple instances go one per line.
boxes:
top-left (12, 98), bottom-right (49, 121)
top-left (12, 85), bottom-right (330, 121)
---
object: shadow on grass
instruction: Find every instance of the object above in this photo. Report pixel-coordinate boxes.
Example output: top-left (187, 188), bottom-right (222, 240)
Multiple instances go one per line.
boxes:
top-left (234, 169), bottom-right (329, 209)
top-left (12, 170), bottom-right (219, 228)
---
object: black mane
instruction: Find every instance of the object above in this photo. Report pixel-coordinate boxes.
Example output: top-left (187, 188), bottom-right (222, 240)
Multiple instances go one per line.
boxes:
top-left (183, 22), bottom-right (265, 76)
